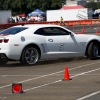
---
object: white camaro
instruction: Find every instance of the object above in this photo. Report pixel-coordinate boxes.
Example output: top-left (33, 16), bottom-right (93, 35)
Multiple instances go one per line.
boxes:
top-left (0, 24), bottom-right (100, 65)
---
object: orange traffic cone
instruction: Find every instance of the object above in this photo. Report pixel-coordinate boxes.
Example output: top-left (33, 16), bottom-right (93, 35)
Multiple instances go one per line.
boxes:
top-left (62, 67), bottom-right (71, 81)
top-left (82, 26), bottom-right (84, 33)
top-left (95, 29), bottom-right (99, 34)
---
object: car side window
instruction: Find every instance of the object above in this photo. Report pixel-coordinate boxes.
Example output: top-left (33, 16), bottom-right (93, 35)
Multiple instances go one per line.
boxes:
top-left (34, 28), bottom-right (46, 36)
top-left (43, 28), bottom-right (52, 34)
top-left (43, 27), bottom-right (69, 36)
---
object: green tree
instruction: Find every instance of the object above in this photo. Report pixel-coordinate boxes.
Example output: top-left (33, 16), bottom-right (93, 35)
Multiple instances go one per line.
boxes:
top-left (2, 0), bottom-right (12, 10)
top-left (85, 1), bottom-right (98, 10)
top-left (97, 2), bottom-right (100, 9)
top-left (0, 0), bottom-right (4, 9)
top-left (0, 0), bottom-right (66, 16)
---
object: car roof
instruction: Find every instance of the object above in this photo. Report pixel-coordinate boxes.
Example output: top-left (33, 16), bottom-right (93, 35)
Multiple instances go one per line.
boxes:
top-left (13, 24), bottom-right (61, 28)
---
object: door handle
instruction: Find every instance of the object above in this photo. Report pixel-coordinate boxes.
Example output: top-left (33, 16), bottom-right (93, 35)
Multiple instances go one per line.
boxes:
top-left (48, 39), bottom-right (53, 42)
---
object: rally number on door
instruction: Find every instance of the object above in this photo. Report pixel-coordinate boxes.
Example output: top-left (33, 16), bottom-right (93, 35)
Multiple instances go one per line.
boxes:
top-left (59, 43), bottom-right (64, 51)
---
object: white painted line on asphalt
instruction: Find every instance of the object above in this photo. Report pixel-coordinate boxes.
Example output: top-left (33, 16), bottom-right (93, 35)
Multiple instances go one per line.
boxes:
top-left (69, 61), bottom-right (100, 71)
top-left (72, 74), bottom-right (100, 75)
top-left (0, 73), bottom-right (100, 78)
top-left (24, 67), bottom-right (100, 92)
top-left (24, 80), bottom-right (62, 92)
top-left (0, 75), bottom-right (42, 77)
top-left (0, 84), bottom-right (12, 89)
top-left (76, 90), bottom-right (100, 100)
top-left (1, 60), bottom-right (100, 77)
top-left (0, 61), bottom-right (100, 90)
top-left (71, 67), bottom-right (100, 78)
top-left (3, 97), bottom-right (6, 99)
top-left (0, 97), bottom-right (6, 99)
top-left (56, 74), bottom-right (100, 76)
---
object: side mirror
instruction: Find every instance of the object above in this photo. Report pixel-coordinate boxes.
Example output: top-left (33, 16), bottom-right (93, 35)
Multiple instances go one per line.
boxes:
top-left (69, 32), bottom-right (74, 36)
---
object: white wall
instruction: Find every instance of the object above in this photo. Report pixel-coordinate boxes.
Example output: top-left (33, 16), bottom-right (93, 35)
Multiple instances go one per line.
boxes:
top-left (0, 10), bottom-right (12, 24)
top-left (46, 8), bottom-right (88, 21)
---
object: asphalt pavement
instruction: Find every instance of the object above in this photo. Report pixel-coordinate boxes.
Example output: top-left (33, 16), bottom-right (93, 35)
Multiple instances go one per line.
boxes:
top-left (0, 24), bottom-right (100, 100)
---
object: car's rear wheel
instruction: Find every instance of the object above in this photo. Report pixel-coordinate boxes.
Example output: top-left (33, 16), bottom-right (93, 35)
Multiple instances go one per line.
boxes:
top-left (20, 46), bottom-right (40, 65)
top-left (87, 42), bottom-right (99, 60)
top-left (0, 58), bottom-right (8, 65)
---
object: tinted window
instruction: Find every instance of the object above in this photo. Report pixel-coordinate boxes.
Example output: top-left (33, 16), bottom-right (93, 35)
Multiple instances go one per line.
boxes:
top-left (34, 28), bottom-right (46, 35)
top-left (0, 27), bottom-right (28, 35)
top-left (43, 27), bottom-right (69, 36)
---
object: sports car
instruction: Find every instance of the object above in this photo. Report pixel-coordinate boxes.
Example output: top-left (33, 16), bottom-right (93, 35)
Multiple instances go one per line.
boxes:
top-left (0, 24), bottom-right (100, 65)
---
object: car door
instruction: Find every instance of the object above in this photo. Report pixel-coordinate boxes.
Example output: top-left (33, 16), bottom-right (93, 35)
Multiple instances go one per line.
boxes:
top-left (44, 27), bottom-right (79, 57)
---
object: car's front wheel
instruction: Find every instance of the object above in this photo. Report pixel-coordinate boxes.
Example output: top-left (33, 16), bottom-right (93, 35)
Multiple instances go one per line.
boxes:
top-left (87, 42), bottom-right (99, 60)
top-left (20, 46), bottom-right (40, 65)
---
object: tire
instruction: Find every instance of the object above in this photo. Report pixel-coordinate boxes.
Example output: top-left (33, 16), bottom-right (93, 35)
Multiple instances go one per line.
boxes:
top-left (87, 42), bottom-right (98, 60)
top-left (20, 46), bottom-right (40, 65)
top-left (0, 58), bottom-right (8, 65)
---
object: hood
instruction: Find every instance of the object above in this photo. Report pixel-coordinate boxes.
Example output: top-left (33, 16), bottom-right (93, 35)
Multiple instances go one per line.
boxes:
top-left (75, 33), bottom-right (100, 42)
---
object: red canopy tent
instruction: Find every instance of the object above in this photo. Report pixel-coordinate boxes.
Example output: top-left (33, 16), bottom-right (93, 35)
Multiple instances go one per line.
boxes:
top-left (19, 13), bottom-right (25, 17)
top-left (60, 5), bottom-right (84, 10)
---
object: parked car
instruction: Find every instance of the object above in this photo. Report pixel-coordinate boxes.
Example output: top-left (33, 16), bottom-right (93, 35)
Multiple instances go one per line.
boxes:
top-left (0, 24), bottom-right (100, 65)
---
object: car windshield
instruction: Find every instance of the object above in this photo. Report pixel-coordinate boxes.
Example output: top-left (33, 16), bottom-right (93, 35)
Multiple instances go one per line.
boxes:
top-left (0, 27), bottom-right (28, 35)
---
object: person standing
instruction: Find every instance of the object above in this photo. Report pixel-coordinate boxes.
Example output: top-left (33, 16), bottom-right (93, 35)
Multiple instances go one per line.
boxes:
top-left (60, 16), bottom-right (65, 26)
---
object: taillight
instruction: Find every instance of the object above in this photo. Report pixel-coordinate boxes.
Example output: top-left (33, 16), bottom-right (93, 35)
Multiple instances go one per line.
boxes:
top-left (4, 39), bottom-right (9, 43)
top-left (0, 40), bottom-right (3, 43)
top-left (0, 39), bottom-right (9, 43)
